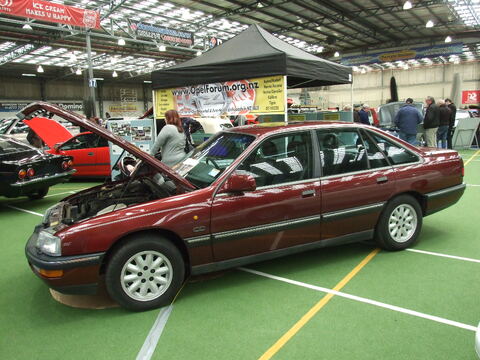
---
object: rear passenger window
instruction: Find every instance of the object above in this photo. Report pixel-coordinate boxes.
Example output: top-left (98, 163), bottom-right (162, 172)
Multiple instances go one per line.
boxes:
top-left (317, 130), bottom-right (368, 176)
top-left (369, 132), bottom-right (419, 165)
top-left (359, 130), bottom-right (390, 169)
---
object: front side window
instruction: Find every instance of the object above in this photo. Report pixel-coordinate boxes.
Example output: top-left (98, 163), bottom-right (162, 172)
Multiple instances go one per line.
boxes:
top-left (317, 129), bottom-right (369, 176)
top-left (61, 133), bottom-right (98, 150)
top-left (359, 130), bottom-right (390, 169)
top-left (174, 132), bottom-right (255, 188)
top-left (236, 131), bottom-right (314, 187)
top-left (369, 132), bottom-right (419, 165)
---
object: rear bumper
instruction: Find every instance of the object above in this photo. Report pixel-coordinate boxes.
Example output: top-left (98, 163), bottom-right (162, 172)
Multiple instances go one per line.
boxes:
top-left (25, 227), bottom-right (104, 295)
top-left (424, 183), bottom-right (466, 216)
top-left (1, 170), bottom-right (75, 197)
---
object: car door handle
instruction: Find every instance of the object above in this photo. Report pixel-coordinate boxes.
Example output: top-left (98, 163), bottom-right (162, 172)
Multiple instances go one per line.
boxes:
top-left (88, 152), bottom-right (94, 156)
top-left (302, 190), bottom-right (316, 198)
top-left (376, 176), bottom-right (388, 184)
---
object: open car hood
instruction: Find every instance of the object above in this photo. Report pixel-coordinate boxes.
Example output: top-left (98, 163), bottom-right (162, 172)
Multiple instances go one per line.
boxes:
top-left (23, 117), bottom-right (73, 149)
top-left (17, 102), bottom-right (196, 191)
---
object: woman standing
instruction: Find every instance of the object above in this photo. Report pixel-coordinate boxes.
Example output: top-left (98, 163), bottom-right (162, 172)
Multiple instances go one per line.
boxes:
top-left (151, 109), bottom-right (187, 167)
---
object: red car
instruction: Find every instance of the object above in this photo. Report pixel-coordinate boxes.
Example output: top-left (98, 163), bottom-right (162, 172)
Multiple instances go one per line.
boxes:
top-left (22, 102), bottom-right (465, 311)
top-left (24, 117), bottom-right (110, 177)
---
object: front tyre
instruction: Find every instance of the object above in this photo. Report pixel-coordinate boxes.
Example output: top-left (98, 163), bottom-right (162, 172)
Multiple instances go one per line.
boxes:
top-left (105, 235), bottom-right (185, 311)
top-left (374, 195), bottom-right (422, 251)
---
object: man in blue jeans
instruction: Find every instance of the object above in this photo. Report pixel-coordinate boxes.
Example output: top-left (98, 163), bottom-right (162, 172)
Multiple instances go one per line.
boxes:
top-left (394, 98), bottom-right (423, 145)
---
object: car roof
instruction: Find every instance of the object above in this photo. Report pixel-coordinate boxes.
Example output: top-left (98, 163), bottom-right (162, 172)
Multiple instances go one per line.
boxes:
top-left (226, 121), bottom-right (364, 137)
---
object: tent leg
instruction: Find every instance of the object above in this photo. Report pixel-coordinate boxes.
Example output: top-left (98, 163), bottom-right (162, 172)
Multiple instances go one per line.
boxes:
top-left (350, 80), bottom-right (354, 122)
top-left (284, 76), bottom-right (288, 126)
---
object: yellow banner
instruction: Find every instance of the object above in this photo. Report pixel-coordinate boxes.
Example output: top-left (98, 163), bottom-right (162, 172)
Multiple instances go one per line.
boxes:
top-left (154, 76), bottom-right (285, 117)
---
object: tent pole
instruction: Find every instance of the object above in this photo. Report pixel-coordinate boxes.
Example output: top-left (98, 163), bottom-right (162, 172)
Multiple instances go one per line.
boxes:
top-left (284, 75), bottom-right (288, 126)
top-left (350, 77), bottom-right (354, 122)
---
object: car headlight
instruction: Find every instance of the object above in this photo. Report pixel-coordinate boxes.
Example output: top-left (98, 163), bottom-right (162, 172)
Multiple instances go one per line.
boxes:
top-left (37, 231), bottom-right (61, 256)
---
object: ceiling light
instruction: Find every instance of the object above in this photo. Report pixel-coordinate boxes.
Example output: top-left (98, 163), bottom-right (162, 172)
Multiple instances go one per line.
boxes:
top-left (75, 68), bottom-right (82, 75)
top-left (112, 71), bottom-right (118, 77)
top-left (403, 1), bottom-right (413, 10)
top-left (316, 46), bottom-right (324, 53)
top-left (118, 38), bottom-right (126, 46)
top-left (360, 68), bottom-right (366, 74)
top-left (22, 73), bottom-right (36, 77)
top-left (158, 45), bottom-right (166, 51)
top-left (69, 53), bottom-right (77, 61)
top-left (148, 62), bottom-right (154, 68)
top-left (22, 23), bottom-right (33, 30)
top-left (444, 35), bottom-right (452, 43)
top-left (334, 51), bottom-right (340, 57)
top-left (196, 50), bottom-right (202, 56)
top-left (144, 80), bottom-right (152, 83)
top-left (37, 65), bottom-right (44, 73)
top-left (425, 20), bottom-right (434, 28)
top-left (257, 1), bottom-right (264, 8)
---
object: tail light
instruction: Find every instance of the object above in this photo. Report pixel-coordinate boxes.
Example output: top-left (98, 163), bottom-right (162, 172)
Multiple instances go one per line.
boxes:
top-left (18, 169), bottom-right (27, 179)
top-left (27, 168), bottom-right (35, 178)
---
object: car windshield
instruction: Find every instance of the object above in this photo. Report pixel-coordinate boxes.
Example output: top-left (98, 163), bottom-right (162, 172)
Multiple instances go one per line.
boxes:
top-left (173, 132), bottom-right (255, 188)
top-left (0, 138), bottom-right (32, 154)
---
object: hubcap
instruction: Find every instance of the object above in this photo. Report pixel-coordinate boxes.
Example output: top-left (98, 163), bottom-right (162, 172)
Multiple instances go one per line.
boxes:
top-left (388, 204), bottom-right (418, 243)
top-left (120, 251), bottom-right (173, 302)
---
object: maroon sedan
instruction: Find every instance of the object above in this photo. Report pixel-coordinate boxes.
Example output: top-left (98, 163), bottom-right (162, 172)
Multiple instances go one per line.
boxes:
top-left (23, 102), bottom-right (465, 311)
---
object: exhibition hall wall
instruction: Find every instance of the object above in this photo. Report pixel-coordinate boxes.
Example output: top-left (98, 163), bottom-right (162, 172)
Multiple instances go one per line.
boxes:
top-left (288, 62), bottom-right (479, 109)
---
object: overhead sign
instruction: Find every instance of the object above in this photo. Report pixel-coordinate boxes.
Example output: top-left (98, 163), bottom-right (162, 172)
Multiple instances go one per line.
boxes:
top-left (130, 22), bottom-right (194, 47)
top-left (0, 0), bottom-right (100, 29)
top-left (0, 44), bottom-right (35, 65)
top-left (154, 76), bottom-right (285, 117)
top-left (462, 90), bottom-right (479, 104)
top-left (0, 102), bottom-right (83, 112)
top-left (341, 43), bottom-right (464, 66)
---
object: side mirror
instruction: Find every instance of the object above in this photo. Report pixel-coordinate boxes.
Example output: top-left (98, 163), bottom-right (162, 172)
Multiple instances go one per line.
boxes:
top-left (220, 172), bottom-right (256, 194)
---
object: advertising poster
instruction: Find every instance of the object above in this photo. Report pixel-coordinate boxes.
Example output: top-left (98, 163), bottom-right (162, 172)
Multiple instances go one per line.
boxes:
top-left (154, 76), bottom-right (285, 117)
top-left (0, 0), bottom-right (100, 29)
top-left (462, 90), bottom-right (479, 104)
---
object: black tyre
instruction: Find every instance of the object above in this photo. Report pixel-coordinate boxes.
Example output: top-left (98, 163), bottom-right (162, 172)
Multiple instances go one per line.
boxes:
top-left (28, 187), bottom-right (49, 200)
top-left (374, 195), bottom-right (422, 251)
top-left (105, 234), bottom-right (185, 311)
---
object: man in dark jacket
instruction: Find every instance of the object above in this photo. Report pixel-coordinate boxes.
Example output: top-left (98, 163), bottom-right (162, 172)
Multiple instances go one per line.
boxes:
top-left (437, 100), bottom-right (452, 149)
top-left (394, 98), bottom-right (423, 145)
top-left (358, 104), bottom-right (370, 125)
top-left (445, 98), bottom-right (457, 149)
top-left (423, 96), bottom-right (440, 147)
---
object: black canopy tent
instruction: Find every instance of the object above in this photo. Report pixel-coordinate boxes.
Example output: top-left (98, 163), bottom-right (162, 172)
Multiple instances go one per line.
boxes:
top-left (151, 24), bottom-right (352, 90)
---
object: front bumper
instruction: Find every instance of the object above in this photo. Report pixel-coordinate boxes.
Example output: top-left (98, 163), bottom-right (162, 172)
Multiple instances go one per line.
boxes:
top-left (25, 226), bottom-right (105, 295)
top-left (1, 170), bottom-right (75, 198)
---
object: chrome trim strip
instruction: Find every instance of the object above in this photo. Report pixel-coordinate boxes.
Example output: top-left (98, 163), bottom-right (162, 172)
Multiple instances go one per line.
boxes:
top-left (322, 202), bottom-right (385, 221)
top-left (213, 214), bottom-right (321, 243)
top-left (184, 235), bottom-right (211, 248)
top-left (425, 183), bottom-right (466, 199)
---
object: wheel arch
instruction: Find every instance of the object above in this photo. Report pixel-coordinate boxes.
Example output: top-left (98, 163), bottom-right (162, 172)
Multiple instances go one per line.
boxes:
top-left (393, 191), bottom-right (427, 216)
top-left (99, 228), bottom-right (191, 277)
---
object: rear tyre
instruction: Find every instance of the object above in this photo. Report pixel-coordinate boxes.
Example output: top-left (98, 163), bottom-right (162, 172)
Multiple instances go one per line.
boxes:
top-left (105, 234), bottom-right (185, 311)
top-left (374, 195), bottom-right (422, 251)
top-left (28, 187), bottom-right (49, 200)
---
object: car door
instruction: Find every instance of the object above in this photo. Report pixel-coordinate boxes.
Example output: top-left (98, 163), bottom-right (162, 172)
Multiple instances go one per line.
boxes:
top-left (92, 135), bottom-right (110, 177)
top-left (210, 130), bottom-right (321, 261)
top-left (58, 133), bottom-right (98, 176)
top-left (318, 128), bottom-right (396, 241)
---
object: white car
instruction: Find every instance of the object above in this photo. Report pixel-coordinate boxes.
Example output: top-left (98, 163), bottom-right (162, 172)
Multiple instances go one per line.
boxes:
top-left (191, 117), bottom-right (233, 145)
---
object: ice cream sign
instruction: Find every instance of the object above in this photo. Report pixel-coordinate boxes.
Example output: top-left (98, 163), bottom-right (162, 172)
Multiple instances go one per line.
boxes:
top-left (0, 0), bottom-right (100, 29)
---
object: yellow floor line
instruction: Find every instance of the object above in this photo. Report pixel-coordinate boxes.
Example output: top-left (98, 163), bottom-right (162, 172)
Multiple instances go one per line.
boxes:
top-left (463, 149), bottom-right (480, 167)
top-left (258, 248), bottom-right (380, 360)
